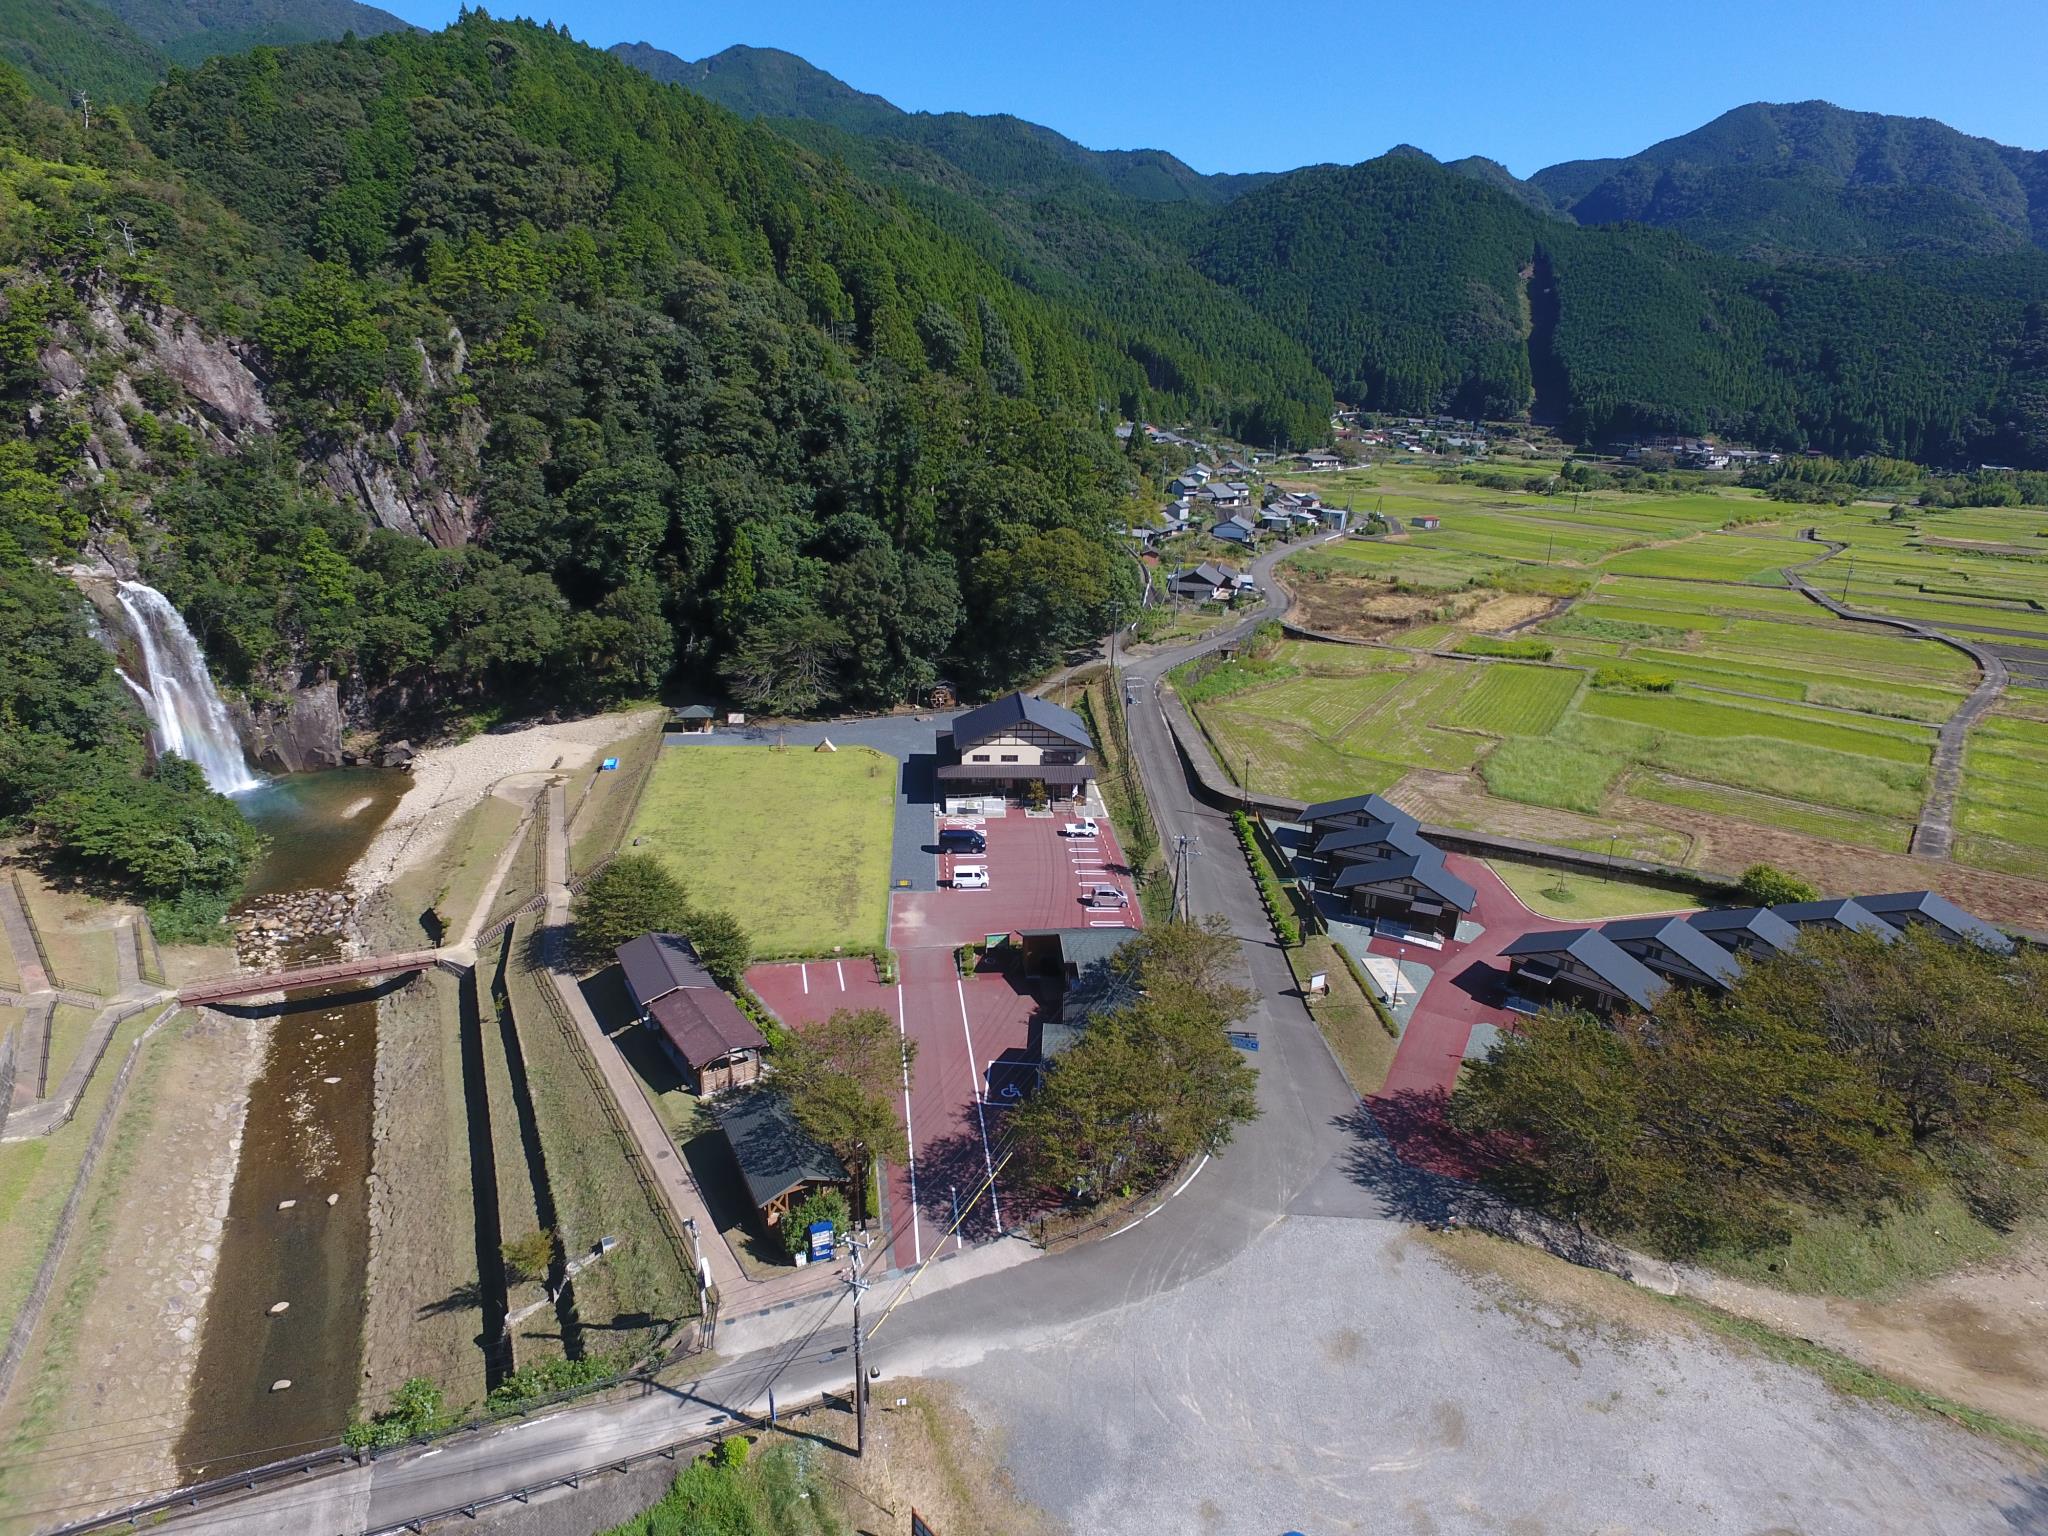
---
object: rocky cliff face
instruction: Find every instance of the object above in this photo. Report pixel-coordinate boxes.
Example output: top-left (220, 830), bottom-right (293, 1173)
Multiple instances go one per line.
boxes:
top-left (43, 287), bottom-right (484, 546)
top-left (47, 289), bottom-right (491, 764)
top-left (235, 681), bottom-right (347, 773)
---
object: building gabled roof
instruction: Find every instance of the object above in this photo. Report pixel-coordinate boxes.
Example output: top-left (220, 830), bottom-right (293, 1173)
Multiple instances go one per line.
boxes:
top-left (617, 932), bottom-right (713, 1009)
top-left (1501, 928), bottom-right (1669, 1011)
top-left (1600, 916), bottom-right (1744, 989)
top-left (1770, 899), bottom-right (1897, 940)
top-left (1331, 850), bottom-right (1477, 912)
top-left (951, 691), bottom-right (1092, 753)
top-left (648, 986), bottom-right (765, 1070)
top-left (1854, 891), bottom-right (2015, 954)
top-left (1314, 821), bottom-right (1431, 859)
top-left (1299, 792), bottom-right (1419, 829)
top-left (1685, 906), bottom-right (1801, 954)
top-left (713, 1090), bottom-right (847, 1211)
top-left (1172, 563), bottom-right (1234, 589)
top-left (675, 704), bottom-right (716, 719)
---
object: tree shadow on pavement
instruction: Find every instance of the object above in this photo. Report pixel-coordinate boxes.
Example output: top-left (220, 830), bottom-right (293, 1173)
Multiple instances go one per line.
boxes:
top-left (1336, 1091), bottom-right (1515, 1225)
top-left (915, 1114), bottom-right (1013, 1245)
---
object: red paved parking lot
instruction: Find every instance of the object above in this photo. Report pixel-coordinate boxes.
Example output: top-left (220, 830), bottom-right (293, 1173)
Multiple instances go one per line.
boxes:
top-left (750, 804), bottom-right (1141, 1271)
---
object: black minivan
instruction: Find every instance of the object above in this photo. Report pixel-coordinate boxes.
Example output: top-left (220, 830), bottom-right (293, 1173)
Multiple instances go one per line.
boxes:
top-left (939, 827), bottom-right (987, 854)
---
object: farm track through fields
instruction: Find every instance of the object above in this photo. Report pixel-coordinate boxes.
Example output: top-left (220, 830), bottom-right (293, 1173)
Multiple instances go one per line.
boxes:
top-left (1786, 531), bottom-right (2009, 861)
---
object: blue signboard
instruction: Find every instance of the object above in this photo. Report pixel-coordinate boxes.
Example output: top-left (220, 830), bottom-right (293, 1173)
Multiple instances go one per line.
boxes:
top-left (600, 757), bottom-right (620, 771)
top-left (807, 1220), bottom-right (836, 1263)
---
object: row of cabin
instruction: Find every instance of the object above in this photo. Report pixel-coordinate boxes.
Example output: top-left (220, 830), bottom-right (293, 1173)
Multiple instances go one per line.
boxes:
top-left (1502, 891), bottom-right (2015, 1015)
top-left (1300, 794), bottom-right (1476, 938)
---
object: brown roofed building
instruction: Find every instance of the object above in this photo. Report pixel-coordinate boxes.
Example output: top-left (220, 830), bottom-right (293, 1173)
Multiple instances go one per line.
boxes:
top-left (617, 933), bottom-right (766, 1095)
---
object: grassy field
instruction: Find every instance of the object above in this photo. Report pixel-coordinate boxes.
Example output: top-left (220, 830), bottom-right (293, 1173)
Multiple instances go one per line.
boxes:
top-left (1486, 857), bottom-right (1706, 920)
top-left (1285, 934), bottom-right (1398, 1095)
top-left (388, 792), bottom-right (527, 942)
top-left (503, 915), bottom-right (696, 1352)
top-left (1201, 465), bottom-right (2048, 889)
top-left (626, 744), bottom-right (897, 957)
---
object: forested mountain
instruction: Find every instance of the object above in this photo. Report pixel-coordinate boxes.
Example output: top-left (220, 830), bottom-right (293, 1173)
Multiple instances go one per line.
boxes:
top-left (608, 40), bottom-right (1329, 445)
top-left (0, 0), bottom-right (168, 105)
top-left (0, 0), bottom-right (411, 103)
top-left (0, 16), bottom-right (1168, 924)
top-left (1518, 102), bottom-right (2048, 263)
top-left (1203, 152), bottom-right (2048, 463)
top-left (611, 42), bottom-right (1273, 206)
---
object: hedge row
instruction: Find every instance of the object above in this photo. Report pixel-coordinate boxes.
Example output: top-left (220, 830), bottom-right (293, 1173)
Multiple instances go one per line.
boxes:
top-left (1231, 810), bottom-right (1301, 947)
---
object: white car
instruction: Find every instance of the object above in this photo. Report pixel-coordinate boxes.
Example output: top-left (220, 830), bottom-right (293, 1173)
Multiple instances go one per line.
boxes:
top-left (952, 865), bottom-right (990, 890)
top-left (1085, 884), bottom-right (1129, 908)
top-left (1060, 818), bottom-right (1100, 839)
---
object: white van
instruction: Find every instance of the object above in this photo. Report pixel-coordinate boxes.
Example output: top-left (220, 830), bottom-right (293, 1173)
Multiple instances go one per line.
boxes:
top-left (1085, 884), bottom-right (1128, 908)
top-left (952, 865), bottom-right (990, 890)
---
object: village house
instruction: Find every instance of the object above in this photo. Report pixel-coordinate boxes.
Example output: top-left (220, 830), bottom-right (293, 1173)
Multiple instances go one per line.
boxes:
top-left (1296, 448), bottom-right (1342, 471)
top-left (1770, 898), bottom-right (1899, 941)
top-left (1211, 510), bottom-right (1259, 546)
top-left (1199, 480), bottom-right (1252, 509)
top-left (712, 1088), bottom-right (849, 1232)
top-left (1855, 891), bottom-right (2015, 954)
top-left (1686, 906), bottom-right (1802, 960)
top-left (1599, 916), bottom-right (1744, 992)
top-left (1167, 563), bottom-right (1235, 602)
top-left (1501, 927), bottom-right (1668, 1015)
top-left (936, 691), bottom-right (1095, 800)
top-left (616, 933), bottom-right (767, 1095)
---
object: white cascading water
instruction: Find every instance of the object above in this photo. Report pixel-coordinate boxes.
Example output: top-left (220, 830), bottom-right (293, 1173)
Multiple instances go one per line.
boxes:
top-left (112, 580), bottom-right (263, 794)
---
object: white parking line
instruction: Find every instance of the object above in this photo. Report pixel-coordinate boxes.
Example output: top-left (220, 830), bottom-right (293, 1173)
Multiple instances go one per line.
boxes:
top-left (800, 964), bottom-right (809, 996)
top-left (955, 975), bottom-right (1003, 1231)
top-left (896, 983), bottom-right (921, 1265)
top-left (836, 960), bottom-right (846, 990)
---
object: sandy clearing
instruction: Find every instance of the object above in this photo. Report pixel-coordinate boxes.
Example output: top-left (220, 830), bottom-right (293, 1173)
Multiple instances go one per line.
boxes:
top-left (346, 710), bottom-right (654, 897)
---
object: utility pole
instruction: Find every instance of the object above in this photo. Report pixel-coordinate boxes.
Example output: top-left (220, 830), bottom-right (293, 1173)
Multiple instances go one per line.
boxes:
top-left (847, 1233), bottom-right (872, 1456)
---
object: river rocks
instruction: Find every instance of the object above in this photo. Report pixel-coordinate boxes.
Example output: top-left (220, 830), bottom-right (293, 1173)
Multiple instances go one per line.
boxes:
top-left (326, 1193), bottom-right (340, 1207)
top-left (269, 1301), bottom-right (290, 1315)
top-left (233, 888), bottom-right (360, 971)
top-left (323, 1076), bottom-right (341, 1085)
top-left (270, 1379), bottom-right (292, 1393)
top-left (380, 739), bottom-right (416, 770)
top-left (277, 1199), bottom-right (296, 1210)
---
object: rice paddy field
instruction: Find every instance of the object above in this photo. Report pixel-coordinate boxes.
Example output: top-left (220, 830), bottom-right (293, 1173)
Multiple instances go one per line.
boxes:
top-left (1188, 467), bottom-right (2048, 886)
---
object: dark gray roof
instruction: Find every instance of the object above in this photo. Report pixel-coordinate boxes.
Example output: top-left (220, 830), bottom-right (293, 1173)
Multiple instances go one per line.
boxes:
top-left (1501, 928), bottom-right (1669, 1011)
top-left (1173, 563), bottom-right (1234, 588)
top-left (1770, 899), bottom-right (1897, 940)
top-left (1314, 822), bottom-right (1408, 856)
top-left (713, 1090), bottom-right (847, 1211)
top-left (675, 704), bottom-right (716, 719)
top-left (1600, 916), bottom-right (1744, 989)
top-left (1686, 906), bottom-right (1801, 954)
top-left (1331, 850), bottom-right (1477, 912)
top-left (951, 691), bottom-right (1092, 753)
top-left (617, 932), bottom-right (712, 1008)
top-left (1300, 793), bottom-right (1418, 828)
top-left (1854, 891), bottom-right (2015, 955)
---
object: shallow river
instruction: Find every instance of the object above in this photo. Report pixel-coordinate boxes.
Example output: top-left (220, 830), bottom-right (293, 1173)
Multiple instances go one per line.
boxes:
top-left (171, 769), bottom-right (406, 1480)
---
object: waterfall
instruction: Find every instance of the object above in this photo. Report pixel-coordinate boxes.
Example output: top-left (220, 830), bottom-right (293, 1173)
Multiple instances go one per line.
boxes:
top-left (111, 581), bottom-right (263, 795)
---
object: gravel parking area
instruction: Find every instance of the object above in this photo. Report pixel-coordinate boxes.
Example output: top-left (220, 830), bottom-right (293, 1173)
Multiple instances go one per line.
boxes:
top-left (945, 1211), bottom-right (2047, 1535)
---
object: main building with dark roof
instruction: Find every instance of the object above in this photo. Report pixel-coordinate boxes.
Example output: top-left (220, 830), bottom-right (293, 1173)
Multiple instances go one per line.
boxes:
top-left (937, 691), bottom-right (1095, 798)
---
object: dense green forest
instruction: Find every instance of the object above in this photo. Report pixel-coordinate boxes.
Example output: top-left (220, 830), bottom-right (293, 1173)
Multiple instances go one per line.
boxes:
top-left (0, 15), bottom-right (1152, 918)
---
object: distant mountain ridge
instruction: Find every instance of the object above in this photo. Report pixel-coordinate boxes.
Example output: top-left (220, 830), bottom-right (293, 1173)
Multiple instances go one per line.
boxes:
top-left (0, 0), bottom-right (410, 101)
top-left (1514, 101), bottom-right (2048, 262)
top-left (611, 42), bottom-right (1274, 206)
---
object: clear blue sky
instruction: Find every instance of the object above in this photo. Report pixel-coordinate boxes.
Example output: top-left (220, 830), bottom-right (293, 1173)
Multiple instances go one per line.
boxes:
top-left (386, 1), bottom-right (2048, 176)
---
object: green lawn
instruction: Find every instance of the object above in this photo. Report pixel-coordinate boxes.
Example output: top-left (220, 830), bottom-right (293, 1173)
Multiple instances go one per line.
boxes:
top-left (1486, 857), bottom-right (1707, 919)
top-left (626, 745), bottom-right (897, 957)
